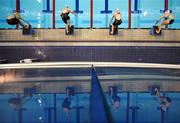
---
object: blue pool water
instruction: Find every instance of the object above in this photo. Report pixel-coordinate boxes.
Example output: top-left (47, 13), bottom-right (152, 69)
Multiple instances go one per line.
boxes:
top-left (0, 0), bottom-right (180, 29)
top-left (0, 93), bottom-right (180, 123)
top-left (0, 1), bottom-right (180, 123)
top-left (0, 66), bottom-right (180, 123)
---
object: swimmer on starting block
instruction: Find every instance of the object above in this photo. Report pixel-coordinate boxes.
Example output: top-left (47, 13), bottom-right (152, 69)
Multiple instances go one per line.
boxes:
top-left (109, 8), bottom-right (122, 35)
top-left (60, 5), bottom-right (77, 34)
top-left (7, 12), bottom-right (31, 29)
top-left (154, 88), bottom-right (172, 111)
top-left (155, 10), bottom-right (175, 34)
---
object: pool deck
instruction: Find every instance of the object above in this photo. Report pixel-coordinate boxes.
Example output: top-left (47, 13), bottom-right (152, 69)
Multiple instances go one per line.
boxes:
top-left (1, 75), bottom-right (180, 93)
top-left (0, 29), bottom-right (180, 47)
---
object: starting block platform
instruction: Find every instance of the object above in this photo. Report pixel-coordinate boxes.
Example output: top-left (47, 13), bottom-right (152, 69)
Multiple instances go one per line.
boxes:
top-left (149, 26), bottom-right (162, 35)
top-left (22, 25), bottom-right (35, 35)
top-left (65, 25), bottom-right (74, 35)
top-left (109, 25), bottom-right (118, 35)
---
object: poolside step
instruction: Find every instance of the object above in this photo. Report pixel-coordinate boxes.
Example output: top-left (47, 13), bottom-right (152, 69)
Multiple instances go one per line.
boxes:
top-left (0, 29), bottom-right (180, 41)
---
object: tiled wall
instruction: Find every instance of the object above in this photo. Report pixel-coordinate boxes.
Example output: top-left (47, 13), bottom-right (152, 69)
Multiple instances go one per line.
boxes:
top-left (1, 80), bottom-right (180, 93)
top-left (0, 29), bottom-right (180, 41)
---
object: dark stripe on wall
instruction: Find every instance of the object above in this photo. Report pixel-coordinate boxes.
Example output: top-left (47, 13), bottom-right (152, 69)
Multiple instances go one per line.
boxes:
top-left (0, 46), bottom-right (180, 64)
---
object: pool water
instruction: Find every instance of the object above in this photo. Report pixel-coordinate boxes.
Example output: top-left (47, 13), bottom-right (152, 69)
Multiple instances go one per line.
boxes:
top-left (0, 92), bottom-right (180, 123)
top-left (0, 66), bottom-right (180, 123)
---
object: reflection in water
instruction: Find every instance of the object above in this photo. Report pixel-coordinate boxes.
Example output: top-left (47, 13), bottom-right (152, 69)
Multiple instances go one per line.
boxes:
top-left (0, 70), bottom-right (16, 84)
top-left (8, 97), bottom-right (24, 110)
top-left (62, 87), bottom-right (75, 114)
top-left (0, 70), bottom-right (24, 84)
top-left (152, 88), bottom-right (172, 111)
top-left (109, 86), bottom-right (121, 111)
top-left (8, 94), bottom-right (33, 110)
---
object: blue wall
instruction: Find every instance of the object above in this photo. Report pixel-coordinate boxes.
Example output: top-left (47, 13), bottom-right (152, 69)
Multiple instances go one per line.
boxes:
top-left (0, 0), bottom-right (180, 29)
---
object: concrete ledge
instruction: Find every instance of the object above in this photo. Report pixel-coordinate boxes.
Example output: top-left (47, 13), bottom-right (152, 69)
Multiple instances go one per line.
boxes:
top-left (1, 80), bottom-right (180, 93)
top-left (0, 62), bottom-right (180, 93)
top-left (0, 29), bottom-right (180, 41)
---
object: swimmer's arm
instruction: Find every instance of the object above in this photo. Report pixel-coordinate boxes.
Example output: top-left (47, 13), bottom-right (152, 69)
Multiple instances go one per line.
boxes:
top-left (20, 18), bottom-right (30, 25)
top-left (109, 15), bottom-right (114, 25)
top-left (153, 96), bottom-right (162, 104)
top-left (169, 14), bottom-right (175, 19)
top-left (156, 16), bottom-right (164, 24)
top-left (60, 12), bottom-right (63, 16)
top-left (158, 16), bottom-right (164, 21)
top-left (69, 9), bottom-right (77, 16)
top-left (107, 94), bottom-right (113, 105)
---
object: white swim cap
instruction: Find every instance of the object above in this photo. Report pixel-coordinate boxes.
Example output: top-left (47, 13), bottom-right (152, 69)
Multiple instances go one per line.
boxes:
top-left (116, 8), bottom-right (120, 11)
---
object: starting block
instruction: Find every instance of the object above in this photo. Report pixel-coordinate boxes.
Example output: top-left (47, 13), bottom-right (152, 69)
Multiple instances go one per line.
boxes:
top-left (148, 85), bottom-right (160, 95)
top-left (109, 86), bottom-right (118, 96)
top-left (65, 25), bottom-right (74, 35)
top-left (109, 25), bottom-right (118, 35)
top-left (22, 25), bottom-right (35, 35)
top-left (149, 26), bottom-right (162, 35)
top-left (66, 87), bottom-right (75, 96)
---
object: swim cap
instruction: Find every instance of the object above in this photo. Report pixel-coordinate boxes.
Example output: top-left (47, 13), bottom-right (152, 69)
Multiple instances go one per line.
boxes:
top-left (116, 8), bottom-right (120, 11)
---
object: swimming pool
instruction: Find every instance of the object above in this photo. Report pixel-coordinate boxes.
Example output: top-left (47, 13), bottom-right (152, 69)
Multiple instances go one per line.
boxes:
top-left (0, 63), bottom-right (180, 123)
top-left (0, 1), bottom-right (180, 123)
top-left (0, 92), bottom-right (179, 123)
